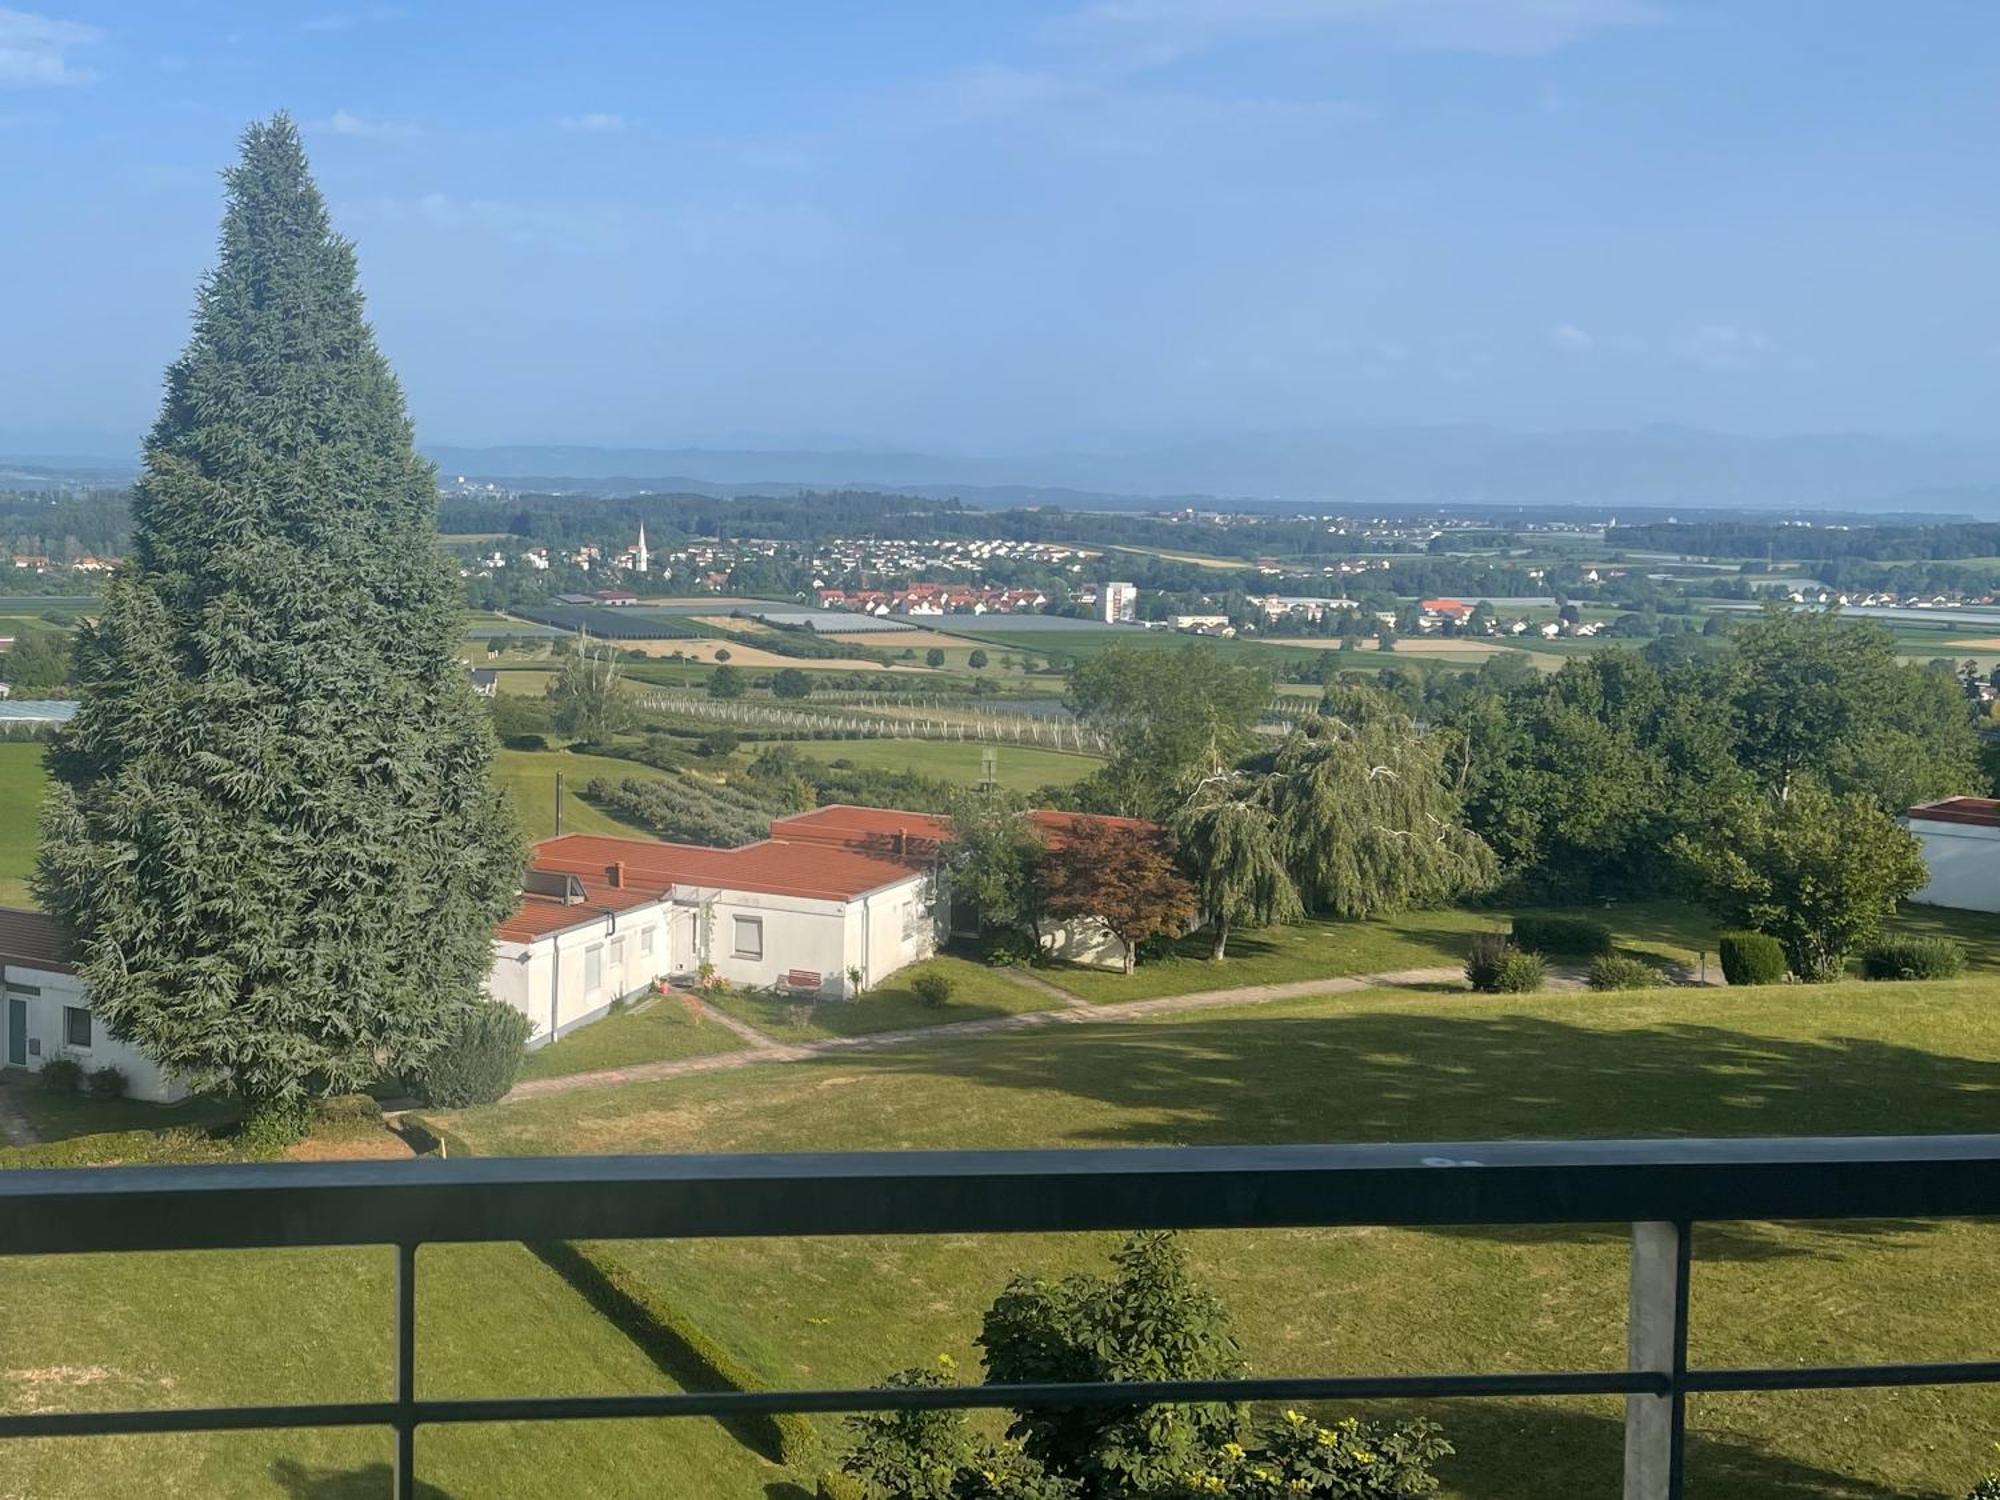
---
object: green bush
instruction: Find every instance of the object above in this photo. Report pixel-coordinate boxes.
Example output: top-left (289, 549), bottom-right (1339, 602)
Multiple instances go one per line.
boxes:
top-left (314, 1092), bottom-right (382, 1125)
top-left (1967, 1476), bottom-right (2000, 1499)
top-left (816, 1474), bottom-right (866, 1500)
top-left (979, 929), bottom-right (1037, 967)
top-left (1464, 933), bottom-right (1512, 992)
top-left (1494, 949), bottom-right (1547, 993)
top-left (40, 1055), bottom-right (85, 1094)
top-left (1718, 930), bottom-right (1788, 986)
top-left (416, 1000), bottom-right (535, 1108)
top-left (911, 971), bottom-right (956, 1008)
top-left (1586, 954), bottom-right (1660, 992)
top-left (85, 1064), bottom-right (128, 1100)
top-left (501, 732), bottom-right (550, 751)
top-left (1511, 914), bottom-right (1613, 957)
top-left (1859, 935), bottom-right (1966, 981)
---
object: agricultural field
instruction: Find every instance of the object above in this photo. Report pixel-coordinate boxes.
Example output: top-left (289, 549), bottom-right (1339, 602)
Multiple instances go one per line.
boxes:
top-left (735, 736), bottom-right (1102, 791)
top-left (435, 971), bottom-right (2000, 1499)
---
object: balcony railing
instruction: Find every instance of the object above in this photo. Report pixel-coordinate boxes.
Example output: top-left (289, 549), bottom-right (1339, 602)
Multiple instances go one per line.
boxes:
top-left (5, 1135), bottom-right (2000, 1499)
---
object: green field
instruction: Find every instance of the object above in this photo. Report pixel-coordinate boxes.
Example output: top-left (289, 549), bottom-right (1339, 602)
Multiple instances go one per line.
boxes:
top-left (516, 990), bottom-right (744, 1080)
top-left (491, 746), bottom-right (668, 840)
top-left (0, 740), bottom-right (47, 905)
top-left (438, 974), bottom-right (2000, 1499)
top-left (739, 735), bottom-right (1101, 792)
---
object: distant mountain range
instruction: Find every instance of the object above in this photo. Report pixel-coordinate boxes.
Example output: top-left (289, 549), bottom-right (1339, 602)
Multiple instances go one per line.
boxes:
top-left (422, 429), bottom-right (2000, 515)
top-left (13, 426), bottom-right (2000, 515)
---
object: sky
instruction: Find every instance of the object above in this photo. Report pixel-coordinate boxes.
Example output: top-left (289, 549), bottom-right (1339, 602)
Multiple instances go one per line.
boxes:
top-left (4, 0), bottom-right (2000, 459)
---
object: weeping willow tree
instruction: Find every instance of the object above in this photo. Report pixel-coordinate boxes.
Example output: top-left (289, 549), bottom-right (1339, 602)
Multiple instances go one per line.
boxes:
top-left (1170, 774), bottom-right (1300, 960)
top-left (1263, 711), bottom-right (1495, 918)
top-left (36, 117), bottom-right (522, 1139)
top-left (547, 631), bottom-right (630, 743)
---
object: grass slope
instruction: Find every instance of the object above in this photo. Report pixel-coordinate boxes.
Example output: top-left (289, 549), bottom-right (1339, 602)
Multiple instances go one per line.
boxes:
top-left (739, 736), bottom-right (1101, 792)
top-left (444, 977), bottom-right (2000, 1500)
top-left (707, 955), bottom-right (1054, 1042)
top-left (516, 993), bottom-right (745, 1081)
top-left (0, 740), bottom-right (47, 905)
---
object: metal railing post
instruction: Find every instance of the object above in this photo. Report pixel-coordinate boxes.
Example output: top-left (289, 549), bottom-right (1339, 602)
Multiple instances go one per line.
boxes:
top-left (394, 1241), bottom-right (417, 1500)
top-left (1624, 1220), bottom-right (1690, 1500)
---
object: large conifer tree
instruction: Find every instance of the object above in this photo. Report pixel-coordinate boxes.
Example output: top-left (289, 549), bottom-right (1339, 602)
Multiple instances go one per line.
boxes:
top-left (36, 117), bottom-right (522, 1135)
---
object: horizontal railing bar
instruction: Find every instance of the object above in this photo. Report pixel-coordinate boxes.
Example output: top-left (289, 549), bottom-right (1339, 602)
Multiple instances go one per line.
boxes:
top-left (0, 1371), bottom-right (1664, 1440)
top-left (1686, 1359), bottom-right (2000, 1393)
top-left (6, 1136), bottom-right (2000, 1255)
top-left (14, 1357), bottom-right (2000, 1441)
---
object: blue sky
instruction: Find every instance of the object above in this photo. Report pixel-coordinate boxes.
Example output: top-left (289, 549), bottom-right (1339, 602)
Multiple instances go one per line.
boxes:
top-left (5, 0), bottom-right (2000, 457)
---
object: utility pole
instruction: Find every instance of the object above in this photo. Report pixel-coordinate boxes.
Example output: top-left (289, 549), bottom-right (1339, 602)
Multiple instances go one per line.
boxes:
top-left (554, 771), bottom-right (564, 837)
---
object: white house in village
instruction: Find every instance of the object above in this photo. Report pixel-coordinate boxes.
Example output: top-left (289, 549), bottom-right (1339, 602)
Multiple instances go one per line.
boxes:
top-left (1904, 797), bottom-right (2000, 913)
top-left (1, 908), bottom-right (185, 1102)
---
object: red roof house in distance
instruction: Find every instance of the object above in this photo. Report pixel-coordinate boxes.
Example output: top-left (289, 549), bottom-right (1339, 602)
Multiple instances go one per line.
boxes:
top-left (1420, 598), bottom-right (1474, 624)
top-left (1904, 797), bottom-right (2000, 913)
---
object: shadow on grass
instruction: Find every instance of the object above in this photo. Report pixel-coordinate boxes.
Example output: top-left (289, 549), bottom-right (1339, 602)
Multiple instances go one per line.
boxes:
top-left (269, 1460), bottom-right (454, 1498)
top-left (1346, 1395), bottom-right (1935, 1500)
top-left (838, 1009), bottom-right (2000, 1260)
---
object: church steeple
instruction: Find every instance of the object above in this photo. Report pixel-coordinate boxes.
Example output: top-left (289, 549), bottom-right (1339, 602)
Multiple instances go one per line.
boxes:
top-left (634, 521), bottom-right (649, 575)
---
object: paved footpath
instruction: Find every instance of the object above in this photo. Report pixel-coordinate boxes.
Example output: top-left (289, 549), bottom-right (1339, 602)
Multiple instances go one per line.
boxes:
top-left (501, 965), bottom-right (1470, 1104)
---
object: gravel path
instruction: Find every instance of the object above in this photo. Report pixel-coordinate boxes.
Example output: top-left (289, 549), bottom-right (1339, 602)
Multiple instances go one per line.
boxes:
top-left (500, 965), bottom-right (1471, 1104)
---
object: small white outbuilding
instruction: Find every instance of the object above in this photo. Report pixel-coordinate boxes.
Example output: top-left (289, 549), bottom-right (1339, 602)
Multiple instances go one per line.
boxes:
top-left (1904, 797), bottom-right (2000, 913)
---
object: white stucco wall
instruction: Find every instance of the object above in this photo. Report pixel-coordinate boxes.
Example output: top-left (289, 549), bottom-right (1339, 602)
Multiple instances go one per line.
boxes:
top-left (487, 900), bottom-right (677, 1047)
top-left (1, 962), bottom-right (185, 1103)
top-left (855, 874), bottom-right (943, 989)
top-left (1906, 818), bottom-right (2000, 913)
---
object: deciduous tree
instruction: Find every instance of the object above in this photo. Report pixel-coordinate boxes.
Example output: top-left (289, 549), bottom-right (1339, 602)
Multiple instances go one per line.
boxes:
top-left (1169, 774), bottom-right (1299, 960)
top-left (36, 118), bottom-right (521, 1139)
top-left (546, 634), bottom-right (629, 743)
top-left (1039, 820), bottom-right (1195, 973)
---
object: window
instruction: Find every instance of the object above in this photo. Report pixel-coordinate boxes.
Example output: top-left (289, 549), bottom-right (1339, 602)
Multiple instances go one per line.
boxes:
top-left (732, 915), bottom-right (763, 960)
top-left (638, 926), bottom-right (654, 957)
top-left (584, 944), bottom-right (604, 996)
top-left (609, 937), bottom-right (624, 967)
top-left (63, 1006), bottom-right (91, 1049)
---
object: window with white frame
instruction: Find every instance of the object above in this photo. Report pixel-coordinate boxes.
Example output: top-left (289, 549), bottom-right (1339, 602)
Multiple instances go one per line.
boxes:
top-left (639, 925), bottom-right (654, 956)
top-left (585, 944), bottom-right (604, 996)
top-left (732, 915), bottom-right (763, 960)
top-left (63, 1006), bottom-right (91, 1050)
top-left (609, 936), bottom-right (624, 968)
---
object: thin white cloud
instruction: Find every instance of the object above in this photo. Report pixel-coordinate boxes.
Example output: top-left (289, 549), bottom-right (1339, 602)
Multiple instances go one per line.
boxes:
top-left (317, 108), bottom-right (420, 141)
top-left (1679, 323), bottom-right (1782, 373)
top-left (1549, 322), bottom-right (1594, 351)
top-left (0, 8), bottom-right (104, 87)
top-left (1054, 0), bottom-right (1663, 62)
top-left (558, 112), bottom-right (626, 134)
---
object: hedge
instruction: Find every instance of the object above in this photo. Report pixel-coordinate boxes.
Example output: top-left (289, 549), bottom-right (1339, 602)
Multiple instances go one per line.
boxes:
top-left (1719, 930), bottom-right (1788, 986)
top-left (1511, 914), bottom-right (1613, 957)
top-left (532, 1240), bottom-right (818, 1468)
top-left (1859, 935), bottom-right (1967, 982)
top-left (415, 1000), bottom-right (535, 1108)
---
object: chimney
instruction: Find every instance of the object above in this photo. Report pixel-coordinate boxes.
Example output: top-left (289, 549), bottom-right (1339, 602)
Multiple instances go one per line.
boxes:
top-left (893, 829), bottom-right (906, 858)
top-left (608, 861), bottom-right (625, 889)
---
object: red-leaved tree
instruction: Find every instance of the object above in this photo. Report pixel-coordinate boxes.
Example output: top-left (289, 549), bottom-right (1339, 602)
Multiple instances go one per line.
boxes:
top-left (1040, 821), bottom-right (1197, 973)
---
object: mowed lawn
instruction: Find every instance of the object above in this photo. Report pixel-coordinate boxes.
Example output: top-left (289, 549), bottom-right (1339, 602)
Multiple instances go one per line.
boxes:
top-left (708, 955), bottom-right (1055, 1043)
top-left (741, 736), bottom-right (1102, 792)
top-left (1046, 899), bottom-right (2000, 1004)
top-left (442, 977), bottom-right (2000, 1499)
top-left (516, 990), bottom-right (744, 1081)
top-left (0, 740), bottom-right (47, 905)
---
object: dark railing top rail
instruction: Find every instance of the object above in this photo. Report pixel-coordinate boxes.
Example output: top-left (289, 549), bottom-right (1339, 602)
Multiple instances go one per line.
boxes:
top-left (6, 1134), bottom-right (2000, 1256)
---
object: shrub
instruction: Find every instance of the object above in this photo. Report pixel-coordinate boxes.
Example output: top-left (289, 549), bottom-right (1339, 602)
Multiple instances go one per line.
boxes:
top-left (699, 728), bottom-right (740, 757)
top-left (501, 732), bottom-right (549, 751)
top-left (313, 1092), bottom-right (381, 1126)
top-left (816, 1474), bottom-right (866, 1500)
top-left (1464, 933), bottom-right (1512, 992)
top-left (1968, 1476), bottom-right (2000, 1500)
top-left (1718, 929), bottom-right (1788, 986)
top-left (416, 1000), bottom-right (535, 1108)
top-left (1860, 935), bottom-right (1966, 981)
top-left (1587, 954), bottom-right (1660, 992)
top-left (1181, 1409), bottom-right (1451, 1498)
top-left (911, 971), bottom-right (956, 1008)
top-left (1511, 914), bottom-right (1613, 957)
top-left (85, 1064), bottom-right (128, 1100)
top-left (979, 928), bottom-right (1037, 967)
top-left (39, 1054), bottom-right (85, 1095)
top-left (1494, 949), bottom-right (1547, 993)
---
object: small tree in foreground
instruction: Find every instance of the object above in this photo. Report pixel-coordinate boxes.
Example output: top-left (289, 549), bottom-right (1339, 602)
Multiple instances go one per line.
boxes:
top-left (1039, 822), bottom-right (1196, 973)
top-left (1675, 777), bottom-right (1927, 982)
top-left (36, 117), bottom-right (521, 1139)
top-left (843, 1234), bottom-right (1448, 1499)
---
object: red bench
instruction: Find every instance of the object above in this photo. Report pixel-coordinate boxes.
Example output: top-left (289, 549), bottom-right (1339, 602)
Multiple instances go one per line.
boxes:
top-left (782, 969), bottom-right (824, 993)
